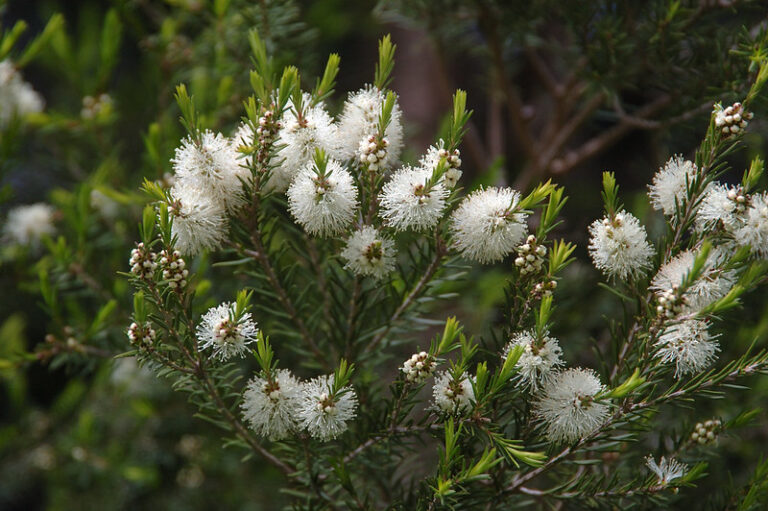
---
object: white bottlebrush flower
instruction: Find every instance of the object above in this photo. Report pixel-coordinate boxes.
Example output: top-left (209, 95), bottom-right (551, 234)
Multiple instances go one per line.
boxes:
top-left (503, 331), bottom-right (564, 391)
top-left (336, 85), bottom-right (403, 168)
top-left (432, 371), bottom-right (475, 415)
top-left (171, 130), bottom-right (249, 213)
top-left (450, 187), bottom-right (528, 264)
top-left (287, 158), bottom-right (358, 236)
top-left (645, 456), bottom-right (688, 486)
top-left (379, 165), bottom-right (448, 231)
top-left (734, 192), bottom-right (768, 258)
top-left (298, 375), bottom-right (358, 441)
top-left (4, 203), bottom-right (55, 246)
top-left (196, 302), bottom-right (258, 361)
top-left (695, 182), bottom-right (746, 233)
top-left (420, 139), bottom-right (463, 188)
top-left (654, 319), bottom-right (719, 377)
top-left (648, 156), bottom-right (700, 215)
top-left (588, 211), bottom-right (654, 280)
top-left (267, 95), bottom-right (340, 192)
top-left (650, 248), bottom-right (735, 313)
top-left (241, 369), bottom-right (303, 441)
top-left (534, 368), bottom-right (610, 444)
top-left (340, 225), bottom-right (396, 280)
top-left (169, 182), bottom-right (228, 256)
top-left (0, 60), bottom-right (44, 128)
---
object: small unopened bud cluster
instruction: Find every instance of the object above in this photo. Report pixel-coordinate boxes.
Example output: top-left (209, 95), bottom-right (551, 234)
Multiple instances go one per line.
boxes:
top-left (159, 249), bottom-right (188, 289)
top-left (127, 321), bottom-right (156, 346)
top-left (532, 279), bottom-right (557, 298)
top-left (81, 93), bottom-right (112, 120)
top-left (691, 419), bottom-right (721, 445)
top-left (715, 102), bottom-right (752, 135)
top-left (129, 243), bottom-right (158, 279)
top-left (256, 110), bottom-right (281, 167)
top-left (401, 351), bottom-right (436, 383)
top-left (725, 186), bottom-right (749, 215)
top-left (515, 235), bottom-right (547, 275)
top-left (438, 148), bottom-right (462, 188)
top-left (358, 134), bottom-right (389, 171)
top-left (316, 392), bottom-right (336, 415)
top-left (656, 285), bottom-right (687, 318)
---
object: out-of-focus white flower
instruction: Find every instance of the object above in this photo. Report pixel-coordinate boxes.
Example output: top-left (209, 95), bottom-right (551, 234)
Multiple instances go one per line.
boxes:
top-left (90, 189), bottom-right (121, 220)
top-left (267, 95), bottom-right (340, 192)
top-left (432, 371), bottom-right (475, 415)
top-left (340, 225), bottom-right (396, 280)
top-left (654, 319), bottom-right (719, 377)
top-left (196, 302), bottom-right (258, 361)
top-left (450, 187), bottom-right (528, 264)
top-left (734, 192), bottom-right (768, 258)
top-left (650, 248), bottom-right (735, 313)
top-left (0, 60), bottom-right (44, 128)
top-left (379, 165), bottom-right (448, 231)
top-left (169, 181), bottom-right (228, 256)
top-left (4, 203), bottom-right (55, 246)
top-left (336, 85), bottom-right (403, 169)
top-left (242, 369), bottom-right (303, 441)
top-left (645, 456), bottom-right (688, 486)
top-left (298, 375), bottom-right (358, 441)
top-left (287, 158), bottom-right (358, 237)
top-left (534, 368), bottom-right (610, 443)
top-left (648, 156), bottom-right (700, 216)
top-left (401, 351), bottom-right (436, 383)
top-left (419, 139), bottom-right (462, 188)
top-left (695, 183), bottom-right (746, 233)
top-left (503, 330), bottom-right (563, 391)
top-left (171, 130), bottom-right (249, 213)
top-left (588, 211), bottom-right (654, 280)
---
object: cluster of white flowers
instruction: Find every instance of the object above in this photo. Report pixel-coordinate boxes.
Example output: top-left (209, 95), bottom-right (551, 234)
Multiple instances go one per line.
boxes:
top-left (648, 156), bottom-right (700, 216)
top-left (241, 369), bottom-right (303, 441)
top-left (735, 192), bottom-right (768, 258)
top-left (379, 165), bottom-right (448, 231)
top-left (420, 139), bottom-right (462, 188)
top-left (654, 319), bottom-right (719, 377)
top-left (432, 371), bottom-right (475, 415)
top-left (533, 368), bottom-right (610, 443)
top-left (337, 85), bottom-right (403, 168)
top-left (401, 351), bottom-right (436, 383)
top-left (450, 187), bottom-right (528, 264)
top-left (714, 102), bottom-right (752, 136)
top-left (298, 375), bottom-right (358, 441)
top-left (129, 242), bottom-right (157, 279)
top-left (287, 158), bottom-right (358, 236)
top-left (3, 203), bottom-right (56, 246)
top-left (650, 248), bottom-right (734, 314)
top-left (168, 130), bottom-right (248, 255)
top-left (242, 371), bottom-right (358, 442)
top-left (504, 331), bottom-right (564, 390)
top-left (588, 211), bottom-right (654, 280)
top-left (690, 418), bottom-right (721, 445)
top-left (196, 302), bottom-right (258, 361)
top-left (340, 226), bottom-right (396, 280)
top-left (158, 249), bottom-right (189, 289)
top-left (126, 321), bottom-right (156, 346)
top-left (0, 60), bottom-right (44, 128)
top-left (269, 95), bottom-right (340, 192)
top-left (514, 234), bottom-right (547, 275)
top-left (645, 455), bottom-right (688, 486)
